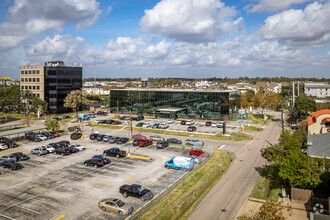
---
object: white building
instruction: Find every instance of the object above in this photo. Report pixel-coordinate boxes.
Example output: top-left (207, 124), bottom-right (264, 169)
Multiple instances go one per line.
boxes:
top-left (304, 82), bottom-right (330, 99)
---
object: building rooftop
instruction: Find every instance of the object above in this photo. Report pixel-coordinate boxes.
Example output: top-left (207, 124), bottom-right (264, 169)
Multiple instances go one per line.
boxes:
top-left (307, 109), bottom-right (330, 126)
top-left (110, 88), bottom-right (238, 93)
top-left (307, 132), bottom-right (330, 159)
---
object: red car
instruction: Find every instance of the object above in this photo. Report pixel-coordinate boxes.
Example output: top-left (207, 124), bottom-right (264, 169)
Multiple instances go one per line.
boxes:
top-left (50, 132), bottom-right (60, 137)
top-left (111, 121), bottom-right (122, 125)
top-left (189, 149), bottom-right (209, 157)
top-left (205, 121), bottom-right (212, 126)
top-left (133, 134), bottom-right (147, 140)
top-left (97, 111), bottom-right (107, 116)
top-left (133, 139), bottom-right (152, 147)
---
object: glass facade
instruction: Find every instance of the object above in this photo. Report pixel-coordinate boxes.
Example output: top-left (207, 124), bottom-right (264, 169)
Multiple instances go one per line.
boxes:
top-left (110, 89), bottom-right (240, 120)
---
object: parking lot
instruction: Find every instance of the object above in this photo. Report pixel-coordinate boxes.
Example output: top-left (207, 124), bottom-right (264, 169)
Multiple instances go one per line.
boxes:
top-left (0, 130), bottom-right (194, 220)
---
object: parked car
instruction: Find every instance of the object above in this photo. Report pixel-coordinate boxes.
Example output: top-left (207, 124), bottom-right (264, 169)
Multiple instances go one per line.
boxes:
top-left (216, 122), bottom-right (224, 128)
top-left (1, 155), bottom-right (17, 162)
top-left (96, 134), bottom-right (106, 141)
top-left (31, 146), bottom-right (48, 155)
top-left (98, 198), bottom-right (134, 215)
top-left (133, 139), bottom-right (152, 147)
top-left (159, 123), bottom-right (169, 129)
top-left (133, 134), bottom-right (147, 140)
top-left (152, 123), bottom-right (160, 129)
top-left (149, 135), bottom-right (163, 141)
top-left (27, 135), bottom-right (41, 142)
top-left (71, 132), bottom-right (83, 140)
top-left (167, 138), bottom-right (182, 144)
top-left (189, 149), bottom-right (209, 157)
top-left (57, 140), bottom-right (70, 147)
top-left (5, 141), bottom-right (19, 148)
top-left (136, 122), bottom-right (144, 127)
top-left (111, 121), bottom-right (122, 125)
top-left (42, 132), bottom-right (55, 139)
top-left (62, 115), bottom-right (72, 119)
top-left (205, 121), bottom-right (212, 126)
top-left (185, 120), bottom-right (195, 125)
top-left (70, 144), bottom-right (85, 151)
top-left (109, 137), bottom-right (120, 143)
top-left (68, 145), bottom-right (78, 153)
top-left (142, 123), bottom-right (151, 128)
top-left (78, 114), bottom-right (89, 120)
top-left (211, 122), bottom-right (218, 127)
top-left (35, 134), bottom-right (47, 141)
top-left (41, 118), bottom-right (49, 123)
top-left (189, 155), bottom-right (202, 164)
top-left (50, 132), bottom-right (60, 137)
top-left (90, 133), bottom-right (99, 140)
top-left (0, 143), bottom-right (8, 150)
top-left (103, 148), bottom-right (126, 158)
top-left (187, 126), bottom-right (197, 132)
top-left (11, 152), bottom-right (30, 161)
top-left (120, 116), bottom-right (130, 120)
top-left (119, 184), bottom-right (153, 202)
top-left (67, 126), bottom-right (80, 132)
top-left (53, 117), bottom-right (62, 121)
top-left (88, 112), bottom-right (96, 118)
top-left (185, 139), bottom-right (204, 147)
top-left (180, 120), bottom-right (187, 125)
top-left (156, 140), bottom-right (169, 149)
top-left (0, 160), bottom-right (23, 170)
top-left (164, 156), bottom-right (195, 171)
top-left (93, 155), bottom-right (111, 164)
top-left (84, 158), bottom-right (104, 167)
top-left (97, 111), bottom-right (107, 116)
top-left (167, 119), bottom-right (175, 124)
top-left (116, 138), bottom-right (129, 144)
top-left (55, 147), bottom-right (70, 156)
top-left (103, 135), bottom-right (112, 142)
top-left (45, 145), bottom-right (56, 153)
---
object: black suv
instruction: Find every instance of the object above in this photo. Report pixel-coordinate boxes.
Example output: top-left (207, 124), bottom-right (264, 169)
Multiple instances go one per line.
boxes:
top-left (84, 158), bottom-right (104, 167)
top-left (27, 135), bottom-right (41, 142)
top-left (93, 155), bottom-right (111, 164)
top-left (0, 160), bottom-right (23, 170)
top-left (90, 133), bottom-right (99, 140)
top-left (180, 120), bottom-right (187, 125)
top-left (55, 147), bottom-right (71, 156)
top-left (119, 184), bottom-right (153, 202)
top-left (11, 152), bottom-right (30, 161)
top-left (42, 132), bottom-right (55, 139)
top-left (187, 126), bottom-right (197, 132)
top-left (156, 140), bottom-right (169, 149)
top-left (103, 148), bottom-right (126, 158)
top-left (116, 138), bottom-right (129, 144)
top-left (96, 134), bottom-right (106, 141)
top-left (57, 140), bottom-right (70, 147)
top-left (71, 133), bottom-right (83, 140)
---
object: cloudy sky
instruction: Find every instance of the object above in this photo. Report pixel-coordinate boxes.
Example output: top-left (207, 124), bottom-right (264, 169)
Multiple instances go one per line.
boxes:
top-left (1, 0), bottom-right (330, 79)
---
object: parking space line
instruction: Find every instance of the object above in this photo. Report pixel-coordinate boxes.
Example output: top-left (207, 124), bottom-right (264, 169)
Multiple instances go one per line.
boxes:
top-left (54, 215), bottom-right (65, 220)
top-left (0, 213), bottom-right (15, 220)
top-left (15, 205), bottom-right (41, 214)
top-left (56, 164), bottom-right (63, 167)
top-left (126, 155), bottom-right (151, 160)
top-left (126, 177), bottom-right (133, 182)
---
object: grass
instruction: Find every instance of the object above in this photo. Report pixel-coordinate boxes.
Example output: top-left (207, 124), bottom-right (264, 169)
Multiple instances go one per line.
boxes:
top-left (242, 126), bottom-right (263, 132)
top-left (248, 114), bottom-right (271, 126)
top-left (136, 150), bottom-right (232, 220)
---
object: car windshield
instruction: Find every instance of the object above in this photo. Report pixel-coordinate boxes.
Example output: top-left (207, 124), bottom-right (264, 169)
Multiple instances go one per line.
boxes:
top-left (138, 186), bottom-right (145, 192)
top-left (116, 200), bottom-right (125, 207)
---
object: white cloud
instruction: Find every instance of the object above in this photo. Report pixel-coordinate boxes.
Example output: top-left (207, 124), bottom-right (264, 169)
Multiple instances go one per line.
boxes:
top-left (246, 0), bottom-right (310, 12)
top-left (140, 0), bottom-right (243, 43)
top-left (259, 1), bottom-right (330, 47)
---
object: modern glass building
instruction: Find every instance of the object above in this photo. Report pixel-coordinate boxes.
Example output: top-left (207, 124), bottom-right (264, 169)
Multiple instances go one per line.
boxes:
top-left (110, 88), bottom-right (240, 120)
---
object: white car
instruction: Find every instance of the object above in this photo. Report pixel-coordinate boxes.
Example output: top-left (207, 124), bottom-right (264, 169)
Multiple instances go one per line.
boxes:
top-left (159, 123), bottom-right (169, 129)
top-left (167, 119), bottom-right (175, 124)
top-left (45, 145), bottom-right (56, 153)
top-left (41, 118), bottom-right (49, 123)
top-left (142, 123), bottom-right (151, 128)
top-left (211, 122), bottom-right (218, 127)
top-left (35, 134), bottom-right (48, 141)
top-left (70, 144), bottom-right (86, 151)
top-left (0, 143), bottom-right (8, 150)
top-left (186, 120), bottom-right (195, 125)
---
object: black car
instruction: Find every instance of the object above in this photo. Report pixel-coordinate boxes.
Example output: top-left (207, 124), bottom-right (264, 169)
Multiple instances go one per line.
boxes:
top-left (62, 115), bottom-right (71, 119)
top-left (90, 133), bottom-right (100, 140)
top-left (187, 126), bottom-right (197, 132)
top-left (120, 116), bottom-right (130, 120)
top-left (11, 152), bottom-right (30, 161)
top-left (48, 143), bottom-right (63, 149)
top-left (156, 140), bottom-right (169, 149)
top-left (53, 117), bottom-right (62, 121)
top-left (5, 141), bottom-right (19, 148)
top-left (93, 155), bottom-right (111, 164)
top-left (0, 160), bottom-right (23, 170)
top-left (42, 132), bottom-right (55, 139)
top-left (180, 120), bottom-right (187, 125)
top-left (57, 140), bottom-right (70, 147)
top-left (103, 148), bottom-right (126, 158)
top-left (119, 184), bottom-right (153, 202)
top-left (55, 147), bottom-right (71, 156)
top-left (152, 123), bottom-right (160, 129)
top-left (136, 122), bottom-right (144, 127)
top-left (68, 146), bottom-right (78, 153)
top-left (167, 138), bottom-right (182, 144)
top-left (71, 132), bottom-right (83, 140)
top-left (27, 135), bottom-right (41, 142)
top-left (96, 134), bottom-right (106, 141)
top-left (116, 138), bottom-right (129, 144)
top-left (67, 126), bottom-right (81, 132)
top-left (84, 158), bottom-right (104, 167)
top-left (109, 137), bottom-right (120, 143)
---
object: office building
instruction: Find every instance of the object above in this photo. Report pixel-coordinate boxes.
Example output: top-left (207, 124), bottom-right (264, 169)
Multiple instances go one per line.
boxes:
top-left (110, 88), bottom-right (240, 120)
top-left (20, 61), bottom-right (82, 113)
top-left (304, 82), bottom-right (330, 99)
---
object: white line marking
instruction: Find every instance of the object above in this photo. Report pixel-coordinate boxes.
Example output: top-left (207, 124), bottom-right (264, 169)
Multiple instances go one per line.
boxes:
top-left (218, 145), bottom-right (226, 149)
top-left (14, 205), bottom-right (41, 214)
top-left (0, 213), bottom-right (15, 220)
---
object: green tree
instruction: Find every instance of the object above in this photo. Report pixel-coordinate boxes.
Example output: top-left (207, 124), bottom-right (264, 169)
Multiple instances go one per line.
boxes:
top-left (64, 89), bottom-right (90, 118)
top-left (294, 94), bottom-right (317, 120)
top-left (47, 120), bottom-right (59, 132)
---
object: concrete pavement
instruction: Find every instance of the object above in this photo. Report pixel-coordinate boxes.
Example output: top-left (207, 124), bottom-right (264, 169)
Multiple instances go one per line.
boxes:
top-left (187, 119), bottom-right (282, 220)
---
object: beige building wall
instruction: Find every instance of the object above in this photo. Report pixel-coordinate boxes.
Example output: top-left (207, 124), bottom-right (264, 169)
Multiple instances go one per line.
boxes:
top-left (20, 66), bottom-right (45, 100)
top-left (308, 113), bottom-right (330, 134)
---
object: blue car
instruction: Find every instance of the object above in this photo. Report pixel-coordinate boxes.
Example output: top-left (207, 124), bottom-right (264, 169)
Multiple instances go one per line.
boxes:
top-left (164, 156), bottom-right (195, 171)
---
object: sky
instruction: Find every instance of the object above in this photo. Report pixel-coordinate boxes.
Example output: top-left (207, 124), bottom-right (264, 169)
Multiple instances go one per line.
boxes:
top-left (1, 0), bottom-right (330, 79)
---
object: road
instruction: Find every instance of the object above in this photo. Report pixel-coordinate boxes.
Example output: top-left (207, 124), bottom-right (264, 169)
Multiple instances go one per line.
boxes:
top-left (187, 119), bottom-right (282, 220)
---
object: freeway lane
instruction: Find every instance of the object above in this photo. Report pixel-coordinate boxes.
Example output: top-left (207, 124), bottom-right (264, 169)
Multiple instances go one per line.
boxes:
top-left (187, 119), bottom-right (282, 220)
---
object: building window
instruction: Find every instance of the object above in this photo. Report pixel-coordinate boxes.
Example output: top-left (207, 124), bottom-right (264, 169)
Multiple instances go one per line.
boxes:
top-left (33, 70), bottom-right (35, 74)
top-left (29, 70), bottom-right (31, 74)
top-left (37, 70), bottom-right (40, 74)
top-left (33, 86), bottom-right (35, 90)
top-left (29, 86), bottom-right (31, 90)
top-left (33, 78), bottom-right (36, 82)
top-left (37, 86), bottom-right (40, 90)
top-left (25, 86), bottom-right (28, 89)
top-left (37, 78), bottom-right (40, 82)
top-left (21, 86), bottom-right (24, 89)
top-left (21, 71), bottom-right (24, 74)
top-left (25, 78), bottom-right (28, 82)
top-left (25, 70), bottom-right (28, 74)
top-left (37, 94), bottom-right (40, 97)
top-left (21, 78), bottom-right (24, 82)
top-left (29, 78), bottom-right (31, 82)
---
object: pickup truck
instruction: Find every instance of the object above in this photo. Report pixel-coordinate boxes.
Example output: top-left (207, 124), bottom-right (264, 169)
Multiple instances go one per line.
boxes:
top-left (119, 184), bottom-right (154, 202)
top-left (103, 148), bottom-right (126, 158)
top-left (132, 139), bottom-right (152, 147)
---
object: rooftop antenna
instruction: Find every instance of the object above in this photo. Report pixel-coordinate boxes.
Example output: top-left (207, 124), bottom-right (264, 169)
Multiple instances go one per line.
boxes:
top-left (93, 56), bottom-right (96, 94)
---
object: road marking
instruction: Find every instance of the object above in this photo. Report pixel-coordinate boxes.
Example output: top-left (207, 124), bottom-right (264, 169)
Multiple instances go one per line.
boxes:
top-left (55, 215), bottom-right (65, 220)
top-left (136, 150), bottom-right (142, 153)
top-left (0, 213), bottom-right (15, 220)
top-left (15, 205), bottom-right (41, 214)
top-left (126, 155), bottom-right (151, 160)
top-left (56, 164), bottom-right (63, 167)
top-left (126, 177), bottom-right (133, 181)
top-left (218, 145), bottom-right (226, 149)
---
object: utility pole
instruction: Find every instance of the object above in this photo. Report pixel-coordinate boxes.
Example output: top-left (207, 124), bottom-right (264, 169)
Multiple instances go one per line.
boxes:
top-left (93, 56), bottom-right (96, 94)
top-left (292, 81), bottom-right (295, 108)
top-left (281, 100), bottom-right (284, 134)
top-left (129, 109), bottom-right (133, 155)
top-left (297, 81), bottom-right (300, 96)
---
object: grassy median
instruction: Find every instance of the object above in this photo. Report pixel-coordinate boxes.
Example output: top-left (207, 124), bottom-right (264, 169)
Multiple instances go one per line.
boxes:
top-left (136, 150), bottom-right (232, 220)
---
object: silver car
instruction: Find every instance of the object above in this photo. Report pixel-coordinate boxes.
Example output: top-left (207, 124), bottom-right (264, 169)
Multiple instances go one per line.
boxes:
top-left (1, 155), bottom-right (17, 162)
top-left (31, 146), bottom-right (48, 155)
top-left (0, 143), bottom-right (8, 150)
top-left (185, 139), bottom-right (204, 147)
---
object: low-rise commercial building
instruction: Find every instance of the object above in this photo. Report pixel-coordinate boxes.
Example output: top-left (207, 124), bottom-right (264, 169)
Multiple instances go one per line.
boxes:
top-left (304, 82), bottom-right (330, 99)
top-left (307, 109), bottom-right (330, 134)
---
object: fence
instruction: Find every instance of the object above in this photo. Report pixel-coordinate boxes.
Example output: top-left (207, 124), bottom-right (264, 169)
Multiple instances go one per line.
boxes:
top-left (291, 188), bottom-right (312, 203)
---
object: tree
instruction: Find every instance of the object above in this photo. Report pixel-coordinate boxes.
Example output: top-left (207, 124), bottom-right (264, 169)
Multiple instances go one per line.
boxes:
top-left (64, 89), bottom-right (90, 118)
top-left (30, 96), bottom-right (48, 117)
top-left (47, 120), bottom-right (59, 132)
top-left (294, 94), bottom-right (317, 120)
top-left (241, 90), bottom-right (254, 108)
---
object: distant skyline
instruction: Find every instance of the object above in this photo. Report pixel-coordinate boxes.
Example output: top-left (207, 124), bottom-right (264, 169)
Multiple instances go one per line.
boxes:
top-left (0, 0), bottom-right (330, 79)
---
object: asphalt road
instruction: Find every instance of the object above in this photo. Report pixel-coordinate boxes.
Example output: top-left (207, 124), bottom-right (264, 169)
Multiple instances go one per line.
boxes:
top-left (187, 119), bottom-right (282, 220)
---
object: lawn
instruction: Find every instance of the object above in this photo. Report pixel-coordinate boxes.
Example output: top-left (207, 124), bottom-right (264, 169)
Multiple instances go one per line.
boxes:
top-left (242, 125), bottom-right (263, 132)
top-left (136, 150), bottom-right (232, 220)
top-left (248, 114), bottom-right (272, 125)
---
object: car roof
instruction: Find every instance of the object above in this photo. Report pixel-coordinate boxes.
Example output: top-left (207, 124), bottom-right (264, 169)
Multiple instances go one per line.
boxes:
top-left (131, 184), bottom-right (141, 188)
